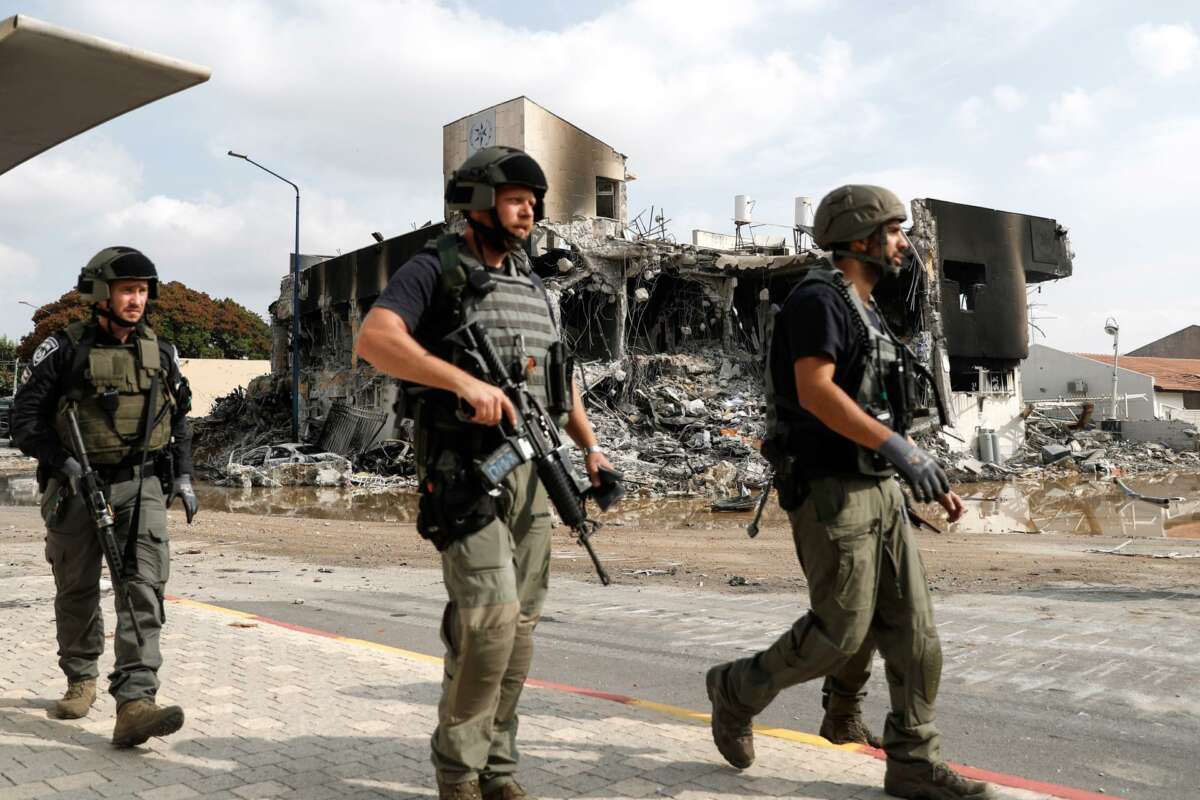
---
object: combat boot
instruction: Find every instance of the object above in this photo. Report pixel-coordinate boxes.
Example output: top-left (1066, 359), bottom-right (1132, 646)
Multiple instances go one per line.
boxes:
top-left (482, 782), bottom-right (532, 800)
top-left (111, 699), bottom-right (185, 747)
top-left (884, 762), bottom-right (996, 799)
top-left (437, 777), bottom-right (482, 800)
top-left (705, 665), bottom-right (755, 769)
top-left (50, 679), bottom-right (96, 719)
top-left (820, 711), bottom-right (882, 748)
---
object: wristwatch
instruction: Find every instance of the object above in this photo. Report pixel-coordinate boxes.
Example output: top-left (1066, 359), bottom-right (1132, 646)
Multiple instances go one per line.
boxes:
top-left (583, 444), bottom-right (603, 456)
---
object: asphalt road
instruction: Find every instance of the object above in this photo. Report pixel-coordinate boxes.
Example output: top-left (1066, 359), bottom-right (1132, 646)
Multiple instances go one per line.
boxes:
top-left (176, 558), bottom-right (1200, 800)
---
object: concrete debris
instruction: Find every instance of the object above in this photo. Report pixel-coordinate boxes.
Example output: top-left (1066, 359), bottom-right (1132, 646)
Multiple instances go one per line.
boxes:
top-left (1113, 477), bottom-right (1184, 506)
top-left (1041, 444), bottom-right (1073, 465)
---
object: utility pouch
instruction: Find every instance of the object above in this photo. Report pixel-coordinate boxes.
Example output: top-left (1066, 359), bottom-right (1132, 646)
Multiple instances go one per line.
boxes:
top-left (479, 436), bottom-right (534, 488)
top-left (761, 435), bottom-right (803, 511)
top-left (416, 450), bottom-right (497, 551)
top-left (547, 341), bottom-right (573, 415)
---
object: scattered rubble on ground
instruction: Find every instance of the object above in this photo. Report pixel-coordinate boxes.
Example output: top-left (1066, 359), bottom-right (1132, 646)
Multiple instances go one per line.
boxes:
top-left (195, 345), bottom-right (772, 496)
top-left (933, 403), bottom-right (1200, 485)
top-left (194, 349), bottom-right (1198, 501)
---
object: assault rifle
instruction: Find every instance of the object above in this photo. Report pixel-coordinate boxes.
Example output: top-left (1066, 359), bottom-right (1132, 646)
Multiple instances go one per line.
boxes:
top-left (465, 321), bottom-right (621, 585)
top-left (64, 408), bottom-right (145, 646)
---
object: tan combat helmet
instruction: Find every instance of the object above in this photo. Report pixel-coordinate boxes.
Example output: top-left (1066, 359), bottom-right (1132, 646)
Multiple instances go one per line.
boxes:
top-left (813, 185), bottom-right (908, 276)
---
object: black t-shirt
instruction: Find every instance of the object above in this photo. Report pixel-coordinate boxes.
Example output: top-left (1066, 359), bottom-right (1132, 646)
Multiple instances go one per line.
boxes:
top-left (372, 251), bottom-right (443, 338)
top-left (770, 281), bottom-right (877, 476)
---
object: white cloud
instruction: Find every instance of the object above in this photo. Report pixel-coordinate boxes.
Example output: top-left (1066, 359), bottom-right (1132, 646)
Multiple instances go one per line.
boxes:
top-left (955, 96), bottom-right (985, 129)
top-left (1026, 149), bottom-right (1091, 173)
top-left (1038, 87), bottom-right (1118, 139)
top-left (0, 242), bottom-right (39, 299)
top-left (1129, 22), bottom-right (1199, 78)
top-left (992, 84), bottom-right (1026, 112)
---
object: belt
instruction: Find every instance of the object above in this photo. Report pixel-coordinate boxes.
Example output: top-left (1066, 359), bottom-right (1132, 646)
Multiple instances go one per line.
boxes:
top-left (96, 462), bottom-right (157, 484)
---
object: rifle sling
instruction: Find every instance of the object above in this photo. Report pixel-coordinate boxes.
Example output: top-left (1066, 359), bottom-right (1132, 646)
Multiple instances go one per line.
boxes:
top-left (124, 373), bottom-right (160, 577)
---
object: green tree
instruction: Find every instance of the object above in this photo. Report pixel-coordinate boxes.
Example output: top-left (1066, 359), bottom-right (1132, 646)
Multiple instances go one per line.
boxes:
top-left (0, 335), bottom-right (18, 395)
top-left (16, 282), bottom-right (270, 361)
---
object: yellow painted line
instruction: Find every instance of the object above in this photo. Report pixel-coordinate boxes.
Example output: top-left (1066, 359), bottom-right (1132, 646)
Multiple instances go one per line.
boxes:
top-left (335, 636), bottom-right (444, 666)
top-left (168, 595), bottom-right (257, 619)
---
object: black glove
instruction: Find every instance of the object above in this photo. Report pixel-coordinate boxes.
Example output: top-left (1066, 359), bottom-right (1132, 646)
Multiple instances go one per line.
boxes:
top-left (877, 433), bottom-right (950, 504)
top-left (59, 456), bottom-right (83, 481)
top-left (168, 474), bottom-right (199, 524)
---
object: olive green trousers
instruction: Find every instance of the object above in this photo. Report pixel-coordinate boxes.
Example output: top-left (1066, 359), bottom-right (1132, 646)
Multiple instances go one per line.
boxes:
top-left (431, 461), bottom-right (551, 792)
top-left (41, 474), bottom-right (170, 707)
top-left (709, 475), bottom-right (942, 767)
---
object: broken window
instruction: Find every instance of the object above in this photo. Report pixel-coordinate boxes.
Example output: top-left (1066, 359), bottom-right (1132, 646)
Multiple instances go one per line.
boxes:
top-left (596, 177), bottom-right (617, 219)
top-left (949, 364), bottom-right (1015, 394)
top-left (1184, 391), bottom-right (1200, 410)
top-left (943, 260), bottom-right (986, 313)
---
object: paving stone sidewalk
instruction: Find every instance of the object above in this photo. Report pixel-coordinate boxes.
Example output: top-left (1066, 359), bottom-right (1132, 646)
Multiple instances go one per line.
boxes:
top-left (0, 572), bottom-right (1057, 800)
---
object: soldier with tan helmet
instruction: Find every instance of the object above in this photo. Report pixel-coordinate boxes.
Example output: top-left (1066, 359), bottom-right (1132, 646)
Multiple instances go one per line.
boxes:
top-left (11, 247), bottom-right (197, 747)
top-left (356, 146), bottom-right (612, 800)
top-left (704, 186), bottom-right (993, 799)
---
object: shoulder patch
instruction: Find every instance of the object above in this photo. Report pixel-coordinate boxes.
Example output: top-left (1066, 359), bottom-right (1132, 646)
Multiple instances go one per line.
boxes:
top-left (30, 336), bottom-right (59, 367)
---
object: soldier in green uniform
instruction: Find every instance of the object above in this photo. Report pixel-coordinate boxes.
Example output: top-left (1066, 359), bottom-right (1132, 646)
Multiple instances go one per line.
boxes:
top-left (355, 146), bottom-right (612, 800)
top-left (11, 247), bottom-right (198, 747)
top-left (705, 186), bottom-right (994, 799)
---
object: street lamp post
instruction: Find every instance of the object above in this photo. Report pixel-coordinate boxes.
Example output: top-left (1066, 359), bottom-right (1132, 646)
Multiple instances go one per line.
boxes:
top-left (1104, 317), bottom-right (1120, 420)
top-left (227, 151), bottom-right (302, 442)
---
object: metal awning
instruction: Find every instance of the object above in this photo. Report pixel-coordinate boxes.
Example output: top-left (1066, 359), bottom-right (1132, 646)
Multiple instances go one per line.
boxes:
top-left (0, 14), bottom-right (211, 175)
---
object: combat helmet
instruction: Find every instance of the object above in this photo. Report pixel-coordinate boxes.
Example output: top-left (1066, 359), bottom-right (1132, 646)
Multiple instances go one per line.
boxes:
top-left (77, 247), bottom-right (159, 302)
top-left (812, 185), bottom-right (909, 276)
top-left (446, 146), bottom-right (548, 222)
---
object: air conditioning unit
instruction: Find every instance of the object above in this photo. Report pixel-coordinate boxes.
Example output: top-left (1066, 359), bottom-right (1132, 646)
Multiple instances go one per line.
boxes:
top-left (1068, 380), bottom-right (1088, 394)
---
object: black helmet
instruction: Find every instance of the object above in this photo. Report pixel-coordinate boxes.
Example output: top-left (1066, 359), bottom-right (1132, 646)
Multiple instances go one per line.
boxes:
top-left (77, 247), bottom-right (159, 302)
top-left (445, 146), bottom-right (547, 222)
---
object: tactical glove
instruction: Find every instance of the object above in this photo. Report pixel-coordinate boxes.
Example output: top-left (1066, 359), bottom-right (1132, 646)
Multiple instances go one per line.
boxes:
top-left (59, 456), bottom-right (83, 481)
top-left (168, 475), bottom-right (198, 524)
top-left (877, 433), bottom-right (950, 504)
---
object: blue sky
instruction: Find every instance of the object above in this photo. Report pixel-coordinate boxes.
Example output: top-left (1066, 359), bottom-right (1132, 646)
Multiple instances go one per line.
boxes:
top-left (2, 0), bottom-right (1198, 354)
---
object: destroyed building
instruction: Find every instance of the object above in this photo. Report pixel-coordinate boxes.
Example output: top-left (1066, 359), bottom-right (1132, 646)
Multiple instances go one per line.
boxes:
top-left (263, 99), bottom-right (1075, 478)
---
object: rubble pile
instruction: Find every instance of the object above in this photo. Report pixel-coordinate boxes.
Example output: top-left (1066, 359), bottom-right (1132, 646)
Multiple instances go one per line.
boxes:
top-left (191, 375), bottom-right (292, 470)
top-left (573, 347), bottom-right (770, 496)
top-left (933, 409), bottom-right (1200, 484)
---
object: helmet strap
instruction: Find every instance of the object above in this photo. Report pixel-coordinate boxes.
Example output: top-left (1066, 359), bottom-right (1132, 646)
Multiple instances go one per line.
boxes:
top-left (94, 303), bottom-right (142, 330)
top-left (469, 209), bottom-right (521, 254)
top-left (832, 227), bottom-right (902, 277)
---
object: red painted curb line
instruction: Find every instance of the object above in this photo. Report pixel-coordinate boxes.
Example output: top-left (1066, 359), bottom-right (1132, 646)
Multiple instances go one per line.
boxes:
top-left (169, 595), bottom-right (1124, 800)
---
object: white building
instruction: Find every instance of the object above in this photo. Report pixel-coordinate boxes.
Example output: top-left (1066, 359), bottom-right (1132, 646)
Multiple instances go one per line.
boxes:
top-left (1021, 343), bottom-right (1200, 424)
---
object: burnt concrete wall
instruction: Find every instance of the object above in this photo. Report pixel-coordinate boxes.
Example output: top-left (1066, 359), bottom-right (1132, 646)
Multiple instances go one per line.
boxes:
top-left (1128, 325), bottom-right (1200, 358)
top-left (929, 199), bottom-right (1071, 363)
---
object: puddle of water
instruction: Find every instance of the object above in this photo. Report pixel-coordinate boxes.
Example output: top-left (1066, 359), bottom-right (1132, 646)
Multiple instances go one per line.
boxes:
top-left (2, 472), bottom-right (1198, 539)
top-left (950, 473), bottom-right (1200, 539)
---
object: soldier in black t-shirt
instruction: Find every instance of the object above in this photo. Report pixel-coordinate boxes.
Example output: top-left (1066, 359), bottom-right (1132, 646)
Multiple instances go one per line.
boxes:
top-left (706, 187), bottom-right (992, 800)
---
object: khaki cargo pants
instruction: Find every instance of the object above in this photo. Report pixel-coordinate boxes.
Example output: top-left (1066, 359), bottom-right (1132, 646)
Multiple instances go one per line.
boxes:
top-left (41, 473), bottom-right (170, 707)
top-left (709, 475), bottom-right (943, 767)
top-left (431, 460), bottom-right (551, 792)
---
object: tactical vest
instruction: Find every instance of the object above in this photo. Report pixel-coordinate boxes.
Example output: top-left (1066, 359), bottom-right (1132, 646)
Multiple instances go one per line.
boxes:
top-left (764, 263), bottom-right (900, 478)
top-left (54, 320), bottom-right (174, 465)
top-left (413, 234), bottom-right (563, 426)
